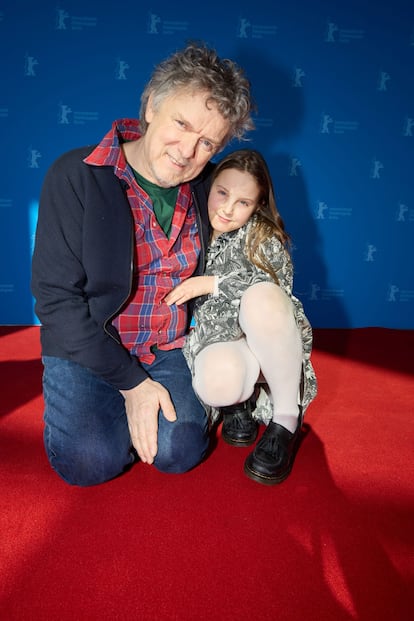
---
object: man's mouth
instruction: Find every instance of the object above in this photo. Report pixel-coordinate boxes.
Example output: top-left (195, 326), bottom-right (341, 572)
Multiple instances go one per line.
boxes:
top-left (168, 154), bottom-right (186, 168)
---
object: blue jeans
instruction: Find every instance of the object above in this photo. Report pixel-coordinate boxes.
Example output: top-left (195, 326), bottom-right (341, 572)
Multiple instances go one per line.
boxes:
top-left (42, 349), bottom-right (209, 486)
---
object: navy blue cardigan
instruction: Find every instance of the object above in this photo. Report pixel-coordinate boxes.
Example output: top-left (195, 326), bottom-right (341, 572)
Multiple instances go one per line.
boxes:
top-left (31, 145), bottom-right (213, 389)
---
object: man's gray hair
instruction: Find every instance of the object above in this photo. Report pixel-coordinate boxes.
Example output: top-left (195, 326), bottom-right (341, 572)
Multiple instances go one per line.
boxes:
top-left (139, 41), bottom-right (255, 143)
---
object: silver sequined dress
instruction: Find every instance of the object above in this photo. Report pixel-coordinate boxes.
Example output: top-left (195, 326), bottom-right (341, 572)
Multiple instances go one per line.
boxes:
top-left (183, 216), bottom-right (317, 423)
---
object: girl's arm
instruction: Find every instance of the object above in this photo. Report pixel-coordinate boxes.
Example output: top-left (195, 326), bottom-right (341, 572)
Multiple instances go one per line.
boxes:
top-left (164, 275), bottom-right (216, 306)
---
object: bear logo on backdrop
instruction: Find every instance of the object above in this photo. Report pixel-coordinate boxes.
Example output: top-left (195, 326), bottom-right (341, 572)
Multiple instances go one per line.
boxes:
top-left (24, 55), bottom-right (38, 77)
top-left (325, 20), bottom-right (364, 43)
top-left (55, 9), bottom-right (97, 31)
top-left (237, 16), bottom-right (278, 38)
top-left (28, 149), bottom-right (42, 169)
top-left (403, 118), bottom-right (414, 136)
top-left (146, 11), bottom-right (189, 35)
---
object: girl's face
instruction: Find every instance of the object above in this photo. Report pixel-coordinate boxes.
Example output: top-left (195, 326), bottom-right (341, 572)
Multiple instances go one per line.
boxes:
top-left (208, 168), bottom-right (260, 239)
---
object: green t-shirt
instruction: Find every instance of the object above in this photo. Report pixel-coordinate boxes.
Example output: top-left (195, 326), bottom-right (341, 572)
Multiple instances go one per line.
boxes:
top-left (133, 169), bottom-right (178, 238)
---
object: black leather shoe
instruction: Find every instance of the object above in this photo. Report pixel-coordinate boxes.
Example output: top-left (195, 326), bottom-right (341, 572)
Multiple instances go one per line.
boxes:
top-left (221, 399), bottom-right (258, 447)
top-left (244, 412), bottom-right (303, 485)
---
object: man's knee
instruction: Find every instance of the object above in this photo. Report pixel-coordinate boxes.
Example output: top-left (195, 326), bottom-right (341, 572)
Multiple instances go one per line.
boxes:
top-left (46, 437), bottom-right (135, 487)
top-left (154, 421), bottom-right (209, 474)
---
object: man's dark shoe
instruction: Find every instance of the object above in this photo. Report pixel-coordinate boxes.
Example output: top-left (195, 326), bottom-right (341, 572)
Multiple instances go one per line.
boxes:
top-left (221, 398), bottom-right (258, 447)
top-left (244, 412), bottom-right (303, 485)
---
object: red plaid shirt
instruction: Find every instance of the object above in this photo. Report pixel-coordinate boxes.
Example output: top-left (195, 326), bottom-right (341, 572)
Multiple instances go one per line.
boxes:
top-left (85, 119), bottom-right (201, 364)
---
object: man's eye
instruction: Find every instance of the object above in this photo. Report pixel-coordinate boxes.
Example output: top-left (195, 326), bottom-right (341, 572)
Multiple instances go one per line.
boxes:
top-left (200, 139), bottom-right (214, 152)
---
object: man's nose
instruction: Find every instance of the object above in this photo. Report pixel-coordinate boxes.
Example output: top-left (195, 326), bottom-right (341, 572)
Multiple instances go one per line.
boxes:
top-left (179, 134), bottom-right (199, 159)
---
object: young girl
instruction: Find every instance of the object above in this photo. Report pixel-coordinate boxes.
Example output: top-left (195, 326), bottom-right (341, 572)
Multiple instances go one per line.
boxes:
top-left (165, 149), bottom-right (317, 485)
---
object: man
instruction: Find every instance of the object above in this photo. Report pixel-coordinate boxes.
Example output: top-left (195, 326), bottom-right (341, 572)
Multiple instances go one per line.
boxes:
top-left (31, 42), bottom-right (255, 485)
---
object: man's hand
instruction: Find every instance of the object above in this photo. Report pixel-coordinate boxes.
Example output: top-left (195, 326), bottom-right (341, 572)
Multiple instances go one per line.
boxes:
top-left (120, 378), bottom-right (176, 464)
top-left (164, 276), bottom-right (215, 306)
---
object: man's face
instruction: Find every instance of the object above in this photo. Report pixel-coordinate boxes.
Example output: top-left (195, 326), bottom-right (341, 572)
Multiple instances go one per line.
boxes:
top-left (137, 89), bottom-right (230, 187)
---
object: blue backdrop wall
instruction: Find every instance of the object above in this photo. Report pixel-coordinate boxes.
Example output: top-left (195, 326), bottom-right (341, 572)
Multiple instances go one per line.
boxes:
top-left (1, 0), bottom-right (413, 328)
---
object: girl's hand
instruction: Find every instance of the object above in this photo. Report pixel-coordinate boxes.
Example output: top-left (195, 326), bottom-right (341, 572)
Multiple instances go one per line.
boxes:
top-left (164, 276), bottom-right (215, 305)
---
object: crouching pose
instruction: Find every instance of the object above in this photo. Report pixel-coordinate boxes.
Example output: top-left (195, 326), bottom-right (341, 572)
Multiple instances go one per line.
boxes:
top-left (31, 44), bottom-right (255, 486)
top-left (165, 149), bottom-right (317, 485)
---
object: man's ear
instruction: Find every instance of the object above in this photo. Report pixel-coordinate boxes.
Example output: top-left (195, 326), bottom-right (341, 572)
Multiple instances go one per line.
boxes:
top-left (145, 91), bottom-right (155, 123)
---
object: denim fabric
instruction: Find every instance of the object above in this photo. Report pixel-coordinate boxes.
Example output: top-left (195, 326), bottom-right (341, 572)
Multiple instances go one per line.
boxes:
top-left (42, 349), bottom-right (209, 486)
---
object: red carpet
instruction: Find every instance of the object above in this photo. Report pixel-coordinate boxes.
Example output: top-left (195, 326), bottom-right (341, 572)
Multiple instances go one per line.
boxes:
top-left (1, 326), bottom-right (413, 621)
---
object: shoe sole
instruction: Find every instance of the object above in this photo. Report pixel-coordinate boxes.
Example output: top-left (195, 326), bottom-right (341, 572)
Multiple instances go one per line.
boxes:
top-left (243, 461), bottom-right (293, 486)
top-left (222, 432), bottom-right (258, 447)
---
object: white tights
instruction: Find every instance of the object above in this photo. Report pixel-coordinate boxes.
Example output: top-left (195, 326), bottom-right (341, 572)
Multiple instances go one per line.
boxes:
top-left (193, 282), bottom-right (303, 432)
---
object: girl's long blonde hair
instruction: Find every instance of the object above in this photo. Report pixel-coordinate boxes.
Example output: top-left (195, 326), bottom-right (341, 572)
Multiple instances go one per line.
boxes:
top-left (211, 149), bottom-right (291, 283)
